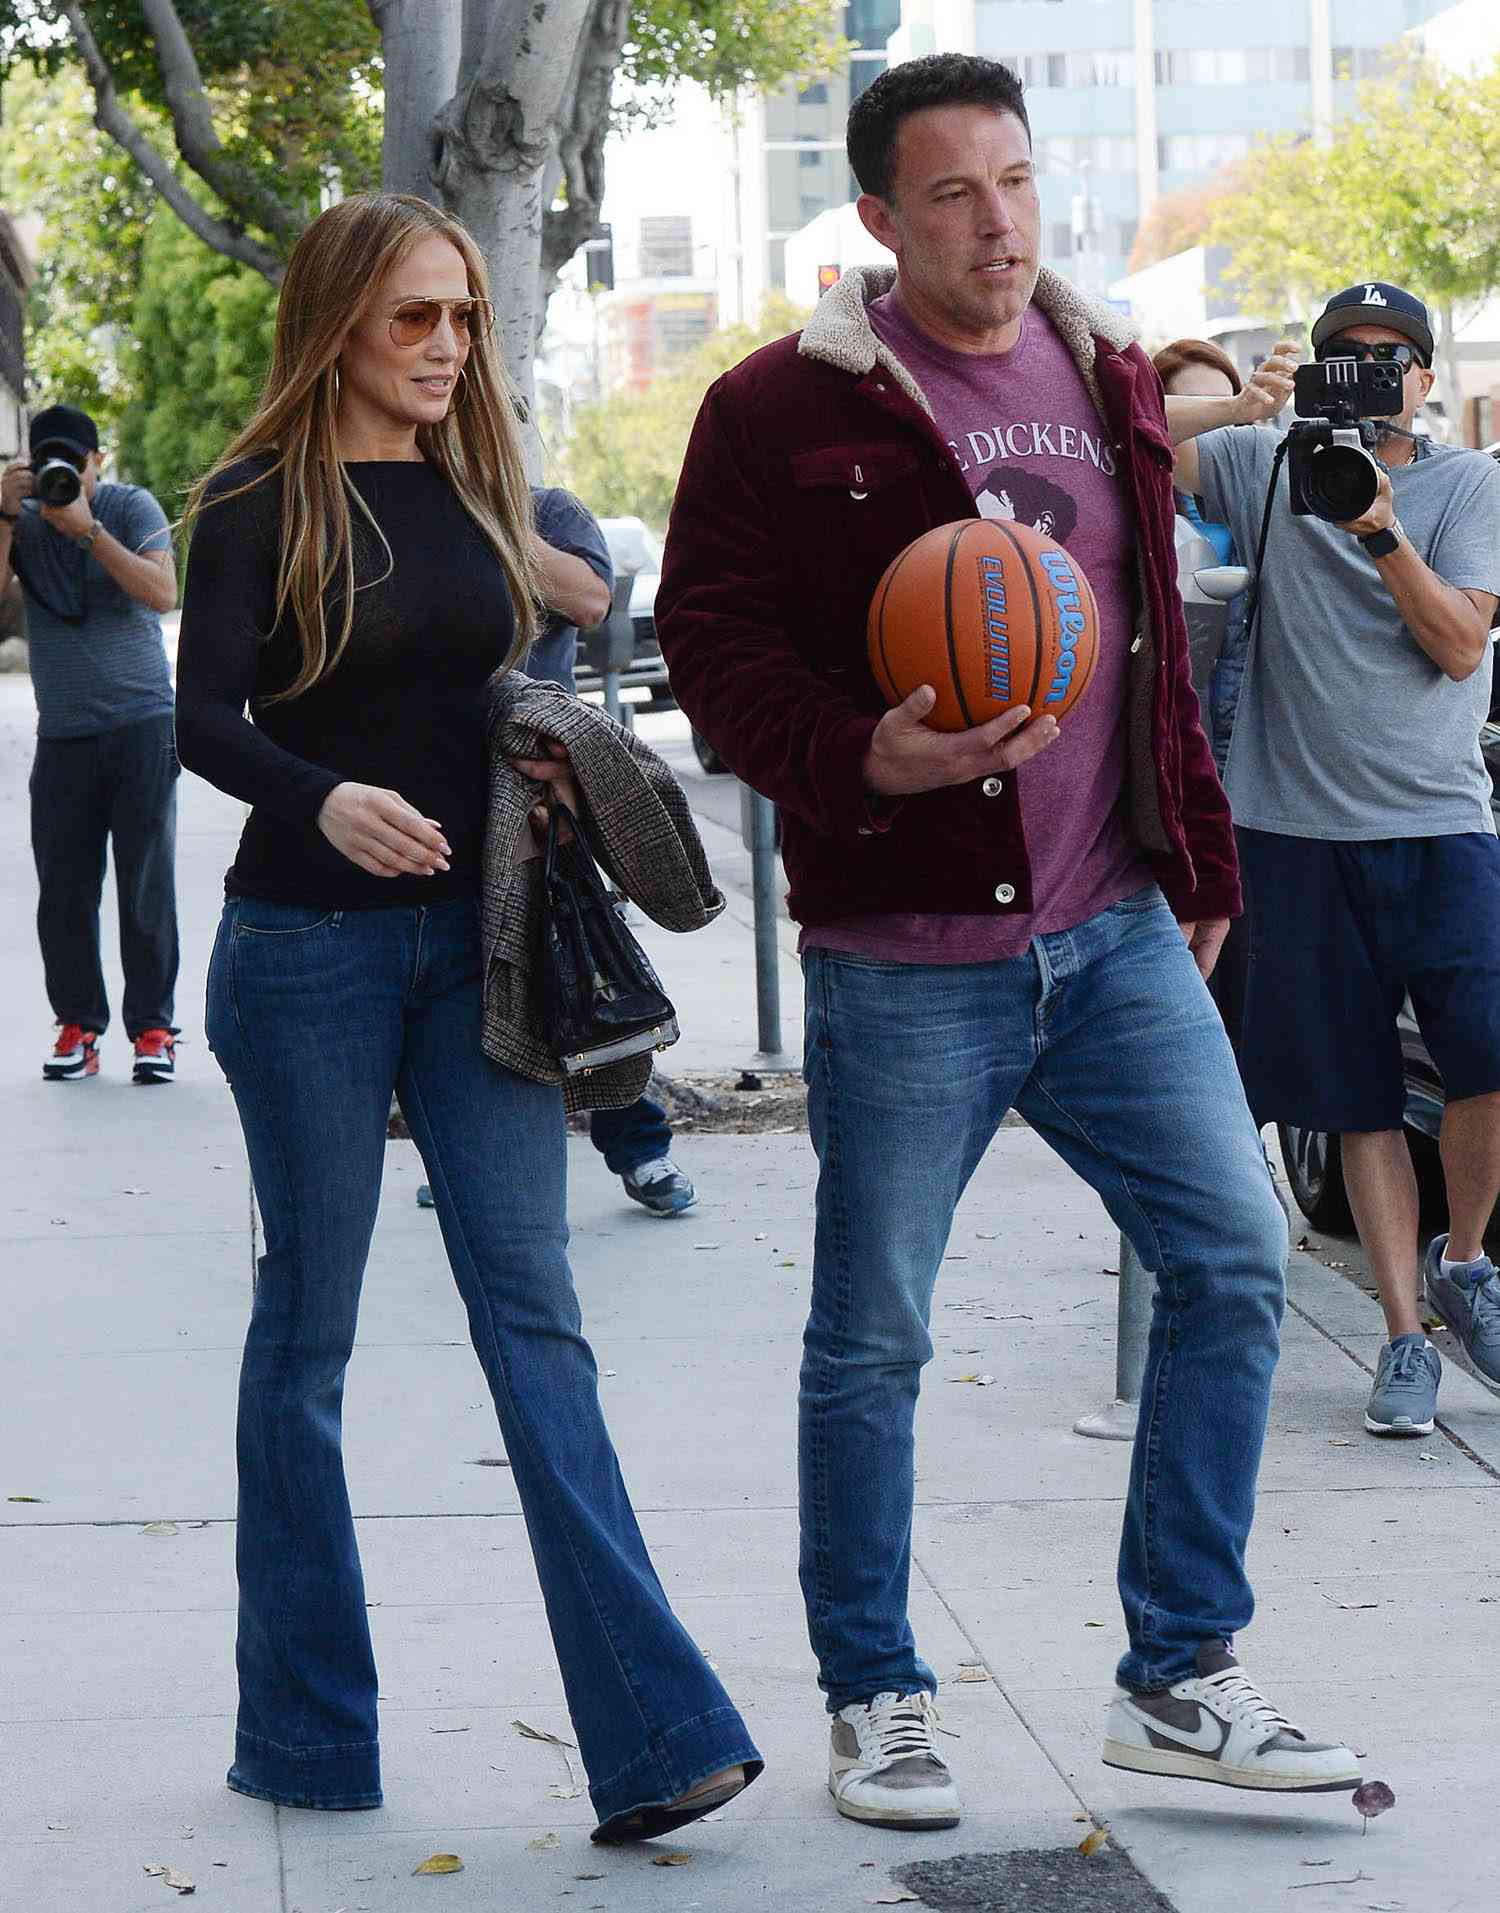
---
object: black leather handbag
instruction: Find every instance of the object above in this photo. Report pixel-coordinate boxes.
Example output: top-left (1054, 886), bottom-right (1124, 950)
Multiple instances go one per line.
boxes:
top-left (535, 800), bottom-right (680, 1076)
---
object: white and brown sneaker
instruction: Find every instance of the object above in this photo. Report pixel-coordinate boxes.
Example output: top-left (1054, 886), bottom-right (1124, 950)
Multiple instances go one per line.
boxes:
top-left (1103, 1643), bottom-right (1360, 1793)
top-left (828, 1690), bottom-right (960, 1829)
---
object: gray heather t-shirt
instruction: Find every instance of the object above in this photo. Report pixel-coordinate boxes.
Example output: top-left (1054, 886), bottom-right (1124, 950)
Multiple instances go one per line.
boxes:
top-left (1196, 425), bottom-right (1500, 840)
top-left (13, 481), bottom-right (174, 739)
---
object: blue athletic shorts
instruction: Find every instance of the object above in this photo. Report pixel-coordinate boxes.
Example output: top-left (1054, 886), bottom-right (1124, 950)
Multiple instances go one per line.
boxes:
top-left (1237, 828), bottom-right (1500, 1133)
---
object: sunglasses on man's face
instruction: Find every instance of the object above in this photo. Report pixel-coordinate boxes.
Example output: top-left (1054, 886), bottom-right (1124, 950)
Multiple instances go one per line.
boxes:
top-left (386, 297), bottom-right (495, 349)
top-left (1320, 338), bottom-right (1422, 371)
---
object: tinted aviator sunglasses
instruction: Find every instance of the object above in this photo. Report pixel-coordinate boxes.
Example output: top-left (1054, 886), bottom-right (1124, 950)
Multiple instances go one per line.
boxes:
top-left (1318, 338), bottom-right (1422, 370)
top-left (386, 296), bottom-right (495, 348)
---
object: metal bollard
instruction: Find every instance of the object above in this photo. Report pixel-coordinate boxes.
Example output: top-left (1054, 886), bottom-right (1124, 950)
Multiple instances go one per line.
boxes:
top-left (1073, 1230), bottom-right (1154, 1441)
top-left (748, 790), bottom-right (783, 1060)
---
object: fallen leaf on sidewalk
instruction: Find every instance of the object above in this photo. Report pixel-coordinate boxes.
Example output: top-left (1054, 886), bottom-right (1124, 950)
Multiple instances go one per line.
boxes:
top-left (1335, 1602), bottom-right (1378, 1612)
top-left (122, 1187), bottom-right (149, 1196)
top-left (1299, 1859), bottom-right (1332, 1867)
top-left (7, 1495), bottom-right (43, 1503)
top-left (975, 1232), bottom-right (998, 1240)
top-left (143, 1865), bottom-right (195, 1894)
top-left (1328, 1440), bottom-right (1354, 1449)
top-left (575, 1875), bottom-right (605, 1883)
top-left (412, 1853), bottom-right (464, 1874)
top-left (1352, 1781), bottom-right (1396, 1831)
top-left (692, 1243), bottom-right (722, 1251)
top-left (955, 1665), bottom-right (988, 1682)
top-left (1079, 1827), bottom-right (1110, 1857)
top-left (548, 1782), bottom-right (583, 1800)
top-left (429, 1725), bottom-right (470, 1734)
top-left (141, 1522), bottom-right (178, 1536)
top-left (469, 1456), bottom-right (511, 1468)
top-left (528, 1833), bottom-right (560, 1852)
top-left (949, 1374), bottom-right (995, 1386)
top-left (754, 1233), bottom-right (768, 1242)
top-left (1083, 1621), bottom-right (1106, 1628)
top-left (944, 1253), bottom-right (970, 1262)
top-left (652, 1851), bottom-right (692, 1867)
top-left (867, 1893), bottom-right (919, 1905)
top-left (512, 1720), bottom-right (578, 1749)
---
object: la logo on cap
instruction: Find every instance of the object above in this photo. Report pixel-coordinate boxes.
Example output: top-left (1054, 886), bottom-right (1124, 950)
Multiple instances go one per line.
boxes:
top-left (1362, 285), bottom-right (1388, 305)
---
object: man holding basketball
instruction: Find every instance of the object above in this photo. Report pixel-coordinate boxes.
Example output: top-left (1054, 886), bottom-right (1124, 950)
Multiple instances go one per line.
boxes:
top-left (1169, 287), bottom-right (1500, 1440)
top-left (658, 53), bottom-right (1359, 1828)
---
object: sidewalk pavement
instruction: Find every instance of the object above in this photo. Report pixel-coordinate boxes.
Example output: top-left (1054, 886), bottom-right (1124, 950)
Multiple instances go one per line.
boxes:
top-left (4, 673), bottom-right (1500, 1913)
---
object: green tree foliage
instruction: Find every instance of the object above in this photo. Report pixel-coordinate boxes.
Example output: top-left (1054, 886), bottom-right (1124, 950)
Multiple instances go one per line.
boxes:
top-left (558, 295), bottom-right (807, 528)
top-left (622, 0), bottom-right (850, 110)
top-left (115, 206), bottom-right (276, 511)
top-left (0, 62), bottom-right (155, 435)
top-left (1210, 56), bottom-right (1500, 438)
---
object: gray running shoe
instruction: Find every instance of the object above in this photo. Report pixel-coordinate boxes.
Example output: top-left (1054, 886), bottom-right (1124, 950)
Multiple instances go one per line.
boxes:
top-left (1364, 1334), bottom-right (1441, 1436)
top-left (1425, 1233), bottom-right (1500, 1390)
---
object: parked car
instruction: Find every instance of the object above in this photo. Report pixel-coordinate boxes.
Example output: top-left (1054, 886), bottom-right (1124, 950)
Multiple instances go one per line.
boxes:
top-left (576, 516), bottom-right (675, 711)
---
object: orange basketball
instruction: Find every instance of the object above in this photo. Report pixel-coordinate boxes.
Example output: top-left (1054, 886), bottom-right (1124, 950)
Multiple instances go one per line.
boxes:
top-left (867, 518), bottom-right (1099, 733)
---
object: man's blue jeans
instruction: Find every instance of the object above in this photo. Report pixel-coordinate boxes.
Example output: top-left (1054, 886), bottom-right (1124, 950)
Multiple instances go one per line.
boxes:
top-left (206, 894), bottom-right (759, 1818)
top-left (800, 888), bottom-right (1287, 1707)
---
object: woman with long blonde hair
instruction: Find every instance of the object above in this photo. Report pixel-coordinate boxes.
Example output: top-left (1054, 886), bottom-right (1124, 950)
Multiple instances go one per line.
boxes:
top-left (175, 194), bottom-right (758, 1839)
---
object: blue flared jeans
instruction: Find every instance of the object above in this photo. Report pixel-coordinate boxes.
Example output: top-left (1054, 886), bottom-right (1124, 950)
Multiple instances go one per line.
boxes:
top-left (799, 887), bottom-right (1288, 1707)
top-left (206, 892), bottom-right (759, 1819)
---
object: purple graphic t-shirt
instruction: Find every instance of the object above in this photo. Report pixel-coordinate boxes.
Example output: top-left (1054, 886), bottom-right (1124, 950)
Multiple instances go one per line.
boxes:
top-left (802, 291), bottom-right (1148, 964)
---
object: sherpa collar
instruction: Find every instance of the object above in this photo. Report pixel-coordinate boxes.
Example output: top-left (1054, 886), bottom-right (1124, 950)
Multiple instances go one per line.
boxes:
top-left (797, 264), bottom-right (1139, 419)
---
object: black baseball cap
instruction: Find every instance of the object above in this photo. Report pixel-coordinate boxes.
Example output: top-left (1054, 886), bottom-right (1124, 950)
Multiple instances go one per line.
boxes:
top-left (1311, 283), bottom-right (1434, 366)
top-left (29, 403), bottom-right (100, 463)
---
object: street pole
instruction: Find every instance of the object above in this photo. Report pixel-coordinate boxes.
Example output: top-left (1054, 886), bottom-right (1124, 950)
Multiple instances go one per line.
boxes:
top-left (748, 790), bottom-right (783, 1060)
top-left (1073, 1231), bottom-right (1153, 1441)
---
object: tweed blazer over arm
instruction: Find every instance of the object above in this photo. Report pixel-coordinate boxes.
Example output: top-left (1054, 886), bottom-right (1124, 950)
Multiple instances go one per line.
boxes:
top-left (481, 674), bottom-right (725, 1112)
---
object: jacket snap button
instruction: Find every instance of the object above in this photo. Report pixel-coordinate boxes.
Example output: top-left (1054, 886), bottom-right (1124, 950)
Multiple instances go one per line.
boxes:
top-left (857, 826), bottom-right (874, 837)
top-left (1130, 635), bottom-right (1143, 653)
top-left (981, 776), bottom-right (1003, 797)
top-left (994, 882), bottom-right (1017, 904)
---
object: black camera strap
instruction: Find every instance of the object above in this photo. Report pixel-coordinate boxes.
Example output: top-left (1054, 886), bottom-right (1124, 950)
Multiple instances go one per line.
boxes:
top-left (1241, 436), bottom-right (1293, 654)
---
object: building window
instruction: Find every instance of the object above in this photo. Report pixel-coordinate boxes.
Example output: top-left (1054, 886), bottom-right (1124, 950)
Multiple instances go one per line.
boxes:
top-left (798, 81), bottom-right (829, 104)
top-left (1156, 46), bottom-right (1312, 86)
top-left (1036, 135), bottom-right (1136, 174)
top-left (1003, 49), bottom-right (1130, 88)
top-left (846, 0), bottom-right (900, 52)
top-left (1157, 133), bottom-right (1252, 172)
top-left (800, 148), bottom-right (821, 167)
top-left (1331, 46), bottom-right (1394, 81)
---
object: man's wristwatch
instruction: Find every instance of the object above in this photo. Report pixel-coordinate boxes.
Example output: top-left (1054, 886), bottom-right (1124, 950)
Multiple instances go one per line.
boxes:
top-left (75, 521), bottom-right (101, 554)
top-left (1359, 518), bottom-right (1405, 559)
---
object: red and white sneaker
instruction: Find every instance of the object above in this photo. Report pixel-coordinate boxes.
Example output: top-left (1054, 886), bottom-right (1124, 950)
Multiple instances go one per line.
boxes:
top-left (132, 1028), bottom-right (176, 1084)
top-left (43, 1023), bottom-right (100, 1081)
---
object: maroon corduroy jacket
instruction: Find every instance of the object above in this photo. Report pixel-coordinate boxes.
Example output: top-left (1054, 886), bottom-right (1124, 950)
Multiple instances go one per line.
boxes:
top-left (656, 267), bottom-right (1240, 927)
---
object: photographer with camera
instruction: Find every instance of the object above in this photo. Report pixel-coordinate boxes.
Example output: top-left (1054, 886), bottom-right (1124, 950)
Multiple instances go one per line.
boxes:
top-left (1, 403), bottom-right (180, 1084)
top-left (1169, 283), bottom-right (1500, 1437)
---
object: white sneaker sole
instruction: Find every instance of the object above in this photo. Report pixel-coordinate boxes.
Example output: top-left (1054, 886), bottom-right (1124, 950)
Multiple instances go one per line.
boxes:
top-left (1102, 1738), bottom-right (1360, 1792)
top-left (43, 1062), bottom-right (96, 1080)
top-left (1364, 1411), bottom-right (1434, 1436)
top-left (829, 1779), bottom-right (961, 1830)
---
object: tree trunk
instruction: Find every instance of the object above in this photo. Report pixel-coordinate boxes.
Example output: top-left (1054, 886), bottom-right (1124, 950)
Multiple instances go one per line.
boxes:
top-left (1435, 301), bottom-right (1469, 447)
top-left (373, 0), bottom-right (463, 200)
top-left (538, 0), bottom-right (631, 328)
top-left (432, 0), bottom-right (595, 408)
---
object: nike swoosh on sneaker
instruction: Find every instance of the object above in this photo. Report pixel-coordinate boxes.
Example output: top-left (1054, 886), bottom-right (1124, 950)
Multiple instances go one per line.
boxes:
top-left (1141, 1710), bottom-right (1229, 1755)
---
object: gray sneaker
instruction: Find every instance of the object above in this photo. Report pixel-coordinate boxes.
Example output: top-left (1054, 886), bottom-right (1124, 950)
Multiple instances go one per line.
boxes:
top-left (1364, 1334), bottom-right (1441, 1436)
top-left (828, 1691), bottom-right (961, 1830)
top-left (1425, 1235), bottom-right (1500, 1390)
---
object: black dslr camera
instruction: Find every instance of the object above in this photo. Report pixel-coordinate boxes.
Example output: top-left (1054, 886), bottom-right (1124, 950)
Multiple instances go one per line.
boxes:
top-left (32, 453), bottom-right (83, 508)
top-left (1286, 358), bottom-right (1404, 521)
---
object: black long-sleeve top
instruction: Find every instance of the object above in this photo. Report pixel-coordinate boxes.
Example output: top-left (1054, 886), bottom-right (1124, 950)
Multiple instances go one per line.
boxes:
top-left (175, 456), bottom-right (517, 907)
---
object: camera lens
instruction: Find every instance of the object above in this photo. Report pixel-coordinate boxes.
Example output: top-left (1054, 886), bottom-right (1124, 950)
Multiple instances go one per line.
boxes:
top-left (34, 458), bottom-right (82, 508)
top-left (1307, 444), bottom-right (1380, 522)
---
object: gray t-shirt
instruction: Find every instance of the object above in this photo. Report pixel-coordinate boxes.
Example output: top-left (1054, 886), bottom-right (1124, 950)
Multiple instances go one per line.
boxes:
top-left (13, 480), bottom-right (174, 739)
top-left (1197, 425), bottom-right (1500, 839)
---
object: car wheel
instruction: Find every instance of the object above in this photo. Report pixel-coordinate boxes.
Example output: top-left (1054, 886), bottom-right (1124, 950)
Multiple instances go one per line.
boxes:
top-left (1277, 1123), bottom-right (1356, 1235)
top-left (692, 728), bottom-right (730, 775)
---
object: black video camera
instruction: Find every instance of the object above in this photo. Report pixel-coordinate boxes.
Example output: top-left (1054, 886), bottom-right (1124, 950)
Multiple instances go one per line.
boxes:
top-left (32, 453), bottom-right (83, 508)
top-left (1286, 358), bottom-right (1404, 521)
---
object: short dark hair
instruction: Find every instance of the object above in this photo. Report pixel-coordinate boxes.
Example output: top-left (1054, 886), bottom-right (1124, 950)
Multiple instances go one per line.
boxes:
top-left (846, 54), bottom-right (1030, 201)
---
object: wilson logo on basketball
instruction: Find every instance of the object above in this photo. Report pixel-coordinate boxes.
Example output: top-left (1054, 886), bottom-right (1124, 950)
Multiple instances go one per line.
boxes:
top-left (867, 518), bottom-right (1099, 732)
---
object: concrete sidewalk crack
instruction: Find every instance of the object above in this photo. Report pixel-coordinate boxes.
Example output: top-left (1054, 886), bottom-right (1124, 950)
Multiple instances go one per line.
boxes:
top-left (1284, 1291), bottom-right (1500, 1484)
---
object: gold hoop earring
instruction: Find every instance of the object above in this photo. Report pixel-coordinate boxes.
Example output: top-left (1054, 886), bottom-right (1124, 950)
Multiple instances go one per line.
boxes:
top-left (450, 366), bottom-right (469, 411)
